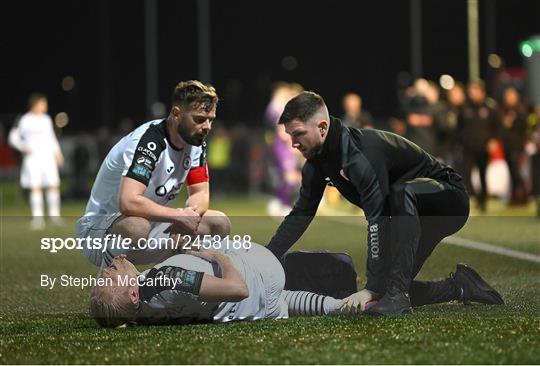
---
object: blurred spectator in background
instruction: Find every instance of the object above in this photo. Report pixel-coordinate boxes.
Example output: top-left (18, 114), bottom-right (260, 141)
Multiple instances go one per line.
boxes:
top-left (341, 93), bottom-right (374, 129)
top-left (0, 124), bottom-right (18, 181)
top-left (264, 82), bottom-right (304, 216)
top-left (425, 81), bottom-right (454, 162)
top-left (207, 124), bottom-right (232, 197)
top-left (403, 79), bottom-right (439, 156)
top-left (526, 104), bottom-right (540, 216)
top-left (442, 82), bottom-right (466, 166)
top-left (499, 86), bottom-right (528, 204)
top-left (8, 93), bottom-right (64, 229)
top-left (457, 80), bottom-right (500, 212)
top-left (229, 124), bottom-right (251, 194)
top-left (71, 132), bottom-right (92, 199)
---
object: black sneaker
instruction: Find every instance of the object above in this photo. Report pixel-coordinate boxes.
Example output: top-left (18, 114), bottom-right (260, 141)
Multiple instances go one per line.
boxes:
top-left (452, 263), bottom-right (504, 305)
top-left (364, 290), bottom-right (412, 316)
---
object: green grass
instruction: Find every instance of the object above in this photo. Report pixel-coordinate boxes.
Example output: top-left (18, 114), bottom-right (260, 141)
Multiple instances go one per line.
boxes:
top-left (1, 191), bottom-right (539, 364)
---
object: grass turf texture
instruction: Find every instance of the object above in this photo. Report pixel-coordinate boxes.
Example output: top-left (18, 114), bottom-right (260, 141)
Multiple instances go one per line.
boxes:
top-left (1, 193), bottom-right (539, 364)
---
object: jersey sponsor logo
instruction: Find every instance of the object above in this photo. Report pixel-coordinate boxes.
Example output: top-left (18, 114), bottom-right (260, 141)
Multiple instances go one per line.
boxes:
top-left (368, 224), bottom-right (379, 259)
top-left (137, 146), bottom-right (158, 161)
top-left (155, 185), bottom-right (167, 196)
top-left (143, 158), bottom-right (154, 169)
top-left (183, 157), bottom-right (191, 170)
top-left (147, 141), bottom-right (157, 151)
top-left (131, 164), bottom-right (151, 180)
top-left (139, 265), bottom-right (203, 302)
top-left (167, 166), bottom-right (174, 174)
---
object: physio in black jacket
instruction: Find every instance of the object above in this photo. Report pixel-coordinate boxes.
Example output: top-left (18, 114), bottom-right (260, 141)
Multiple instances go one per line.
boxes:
top-left (266, 91), bottom-right (503, 316)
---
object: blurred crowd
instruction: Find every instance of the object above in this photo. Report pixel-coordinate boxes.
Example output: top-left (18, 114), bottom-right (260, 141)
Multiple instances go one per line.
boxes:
top-left (2, 78), bottom-right (540, 216)
top-left (390, 78), bottom-right (540, 212)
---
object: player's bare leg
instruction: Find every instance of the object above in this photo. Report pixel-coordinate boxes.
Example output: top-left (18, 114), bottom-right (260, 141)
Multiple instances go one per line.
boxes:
top-left (46, 186), bottom-right (62, 225)
top-left (29, 187), bottom-right (45, 230)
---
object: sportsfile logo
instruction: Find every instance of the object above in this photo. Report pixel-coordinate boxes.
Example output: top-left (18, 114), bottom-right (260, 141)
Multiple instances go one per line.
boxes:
top-left (369, 224), bottom-right (379, 259)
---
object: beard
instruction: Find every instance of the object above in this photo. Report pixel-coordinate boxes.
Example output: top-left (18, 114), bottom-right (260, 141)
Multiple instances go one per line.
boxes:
top-left (177, 119), bottom-right (206, 146)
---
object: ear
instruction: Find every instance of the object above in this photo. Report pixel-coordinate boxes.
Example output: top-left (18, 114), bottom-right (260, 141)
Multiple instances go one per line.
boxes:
top-left (318, 120), bottom-right (328, 135)
top-left (171, 105), bottom-right (181, 117)
top-left (129, 287), bottom-right (139, 305)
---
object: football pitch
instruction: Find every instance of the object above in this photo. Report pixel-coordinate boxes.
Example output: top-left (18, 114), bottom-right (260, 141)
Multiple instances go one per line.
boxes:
top-left (1, 194), bottom-right (539, 364)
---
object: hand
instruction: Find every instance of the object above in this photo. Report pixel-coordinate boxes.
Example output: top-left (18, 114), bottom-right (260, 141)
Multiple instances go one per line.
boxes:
top-left (337, 289), bottom-right (377, 314)
top-left (165, 207), bottom-right (201, 235)
top-left (189, 249), bottom-right (224, 263)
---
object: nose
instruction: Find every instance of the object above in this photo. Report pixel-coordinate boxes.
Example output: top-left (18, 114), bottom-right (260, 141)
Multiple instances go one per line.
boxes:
top-left (202, 119), bottom-right (211, 132)
top-left (290, 137), bottom-right (298, 149)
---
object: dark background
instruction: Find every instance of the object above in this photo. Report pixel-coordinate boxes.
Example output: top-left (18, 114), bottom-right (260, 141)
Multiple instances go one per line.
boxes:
top-left (2, 0), bottom-right (539, 132)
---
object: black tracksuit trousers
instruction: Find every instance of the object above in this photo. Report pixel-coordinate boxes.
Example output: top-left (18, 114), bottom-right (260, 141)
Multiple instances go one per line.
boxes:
top-left (385, 174), bottom-right (470, 306)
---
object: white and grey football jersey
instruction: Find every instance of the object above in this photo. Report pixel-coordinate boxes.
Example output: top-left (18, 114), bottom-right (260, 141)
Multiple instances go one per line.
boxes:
top-left (135, 244), bottom-right (286, 325)
top-left (83, 119), bottom-right (208, 217)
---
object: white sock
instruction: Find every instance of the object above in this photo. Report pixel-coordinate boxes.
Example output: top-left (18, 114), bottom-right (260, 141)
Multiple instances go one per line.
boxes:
top-left (46, 188), bottom-right (60, 217)
top-left (30, 189), bottom-right (44, 218)
top-left (282, 290), bottom-right (341, 316)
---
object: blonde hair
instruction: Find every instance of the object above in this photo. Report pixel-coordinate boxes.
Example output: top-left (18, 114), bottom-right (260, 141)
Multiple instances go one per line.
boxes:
top-left (89, 288), bottom-right (138, 328)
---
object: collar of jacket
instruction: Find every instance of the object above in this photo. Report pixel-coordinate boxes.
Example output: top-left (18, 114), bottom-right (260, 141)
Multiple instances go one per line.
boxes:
top-left (315, 115), bottom-right (344, 160)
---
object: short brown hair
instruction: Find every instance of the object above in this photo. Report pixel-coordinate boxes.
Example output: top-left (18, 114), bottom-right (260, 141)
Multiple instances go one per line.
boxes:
top-left (172, 80), bottom-right (219, 112)
top-left (279, 91), bottom-right (325, 124)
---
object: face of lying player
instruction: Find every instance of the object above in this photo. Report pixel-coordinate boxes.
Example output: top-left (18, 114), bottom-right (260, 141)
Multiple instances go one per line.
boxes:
top-left (285, 118), bottom-right (328, 159)
top-left (173, 103), bottom-right (216, 146)
top-left (94, 255), bottom-right (139, 305)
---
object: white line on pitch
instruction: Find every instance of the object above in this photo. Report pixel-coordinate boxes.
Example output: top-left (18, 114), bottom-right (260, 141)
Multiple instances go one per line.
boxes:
top-left (443, 236), bottom-right (540, 264)
top-left (316, 214), bottom-right (540, 264)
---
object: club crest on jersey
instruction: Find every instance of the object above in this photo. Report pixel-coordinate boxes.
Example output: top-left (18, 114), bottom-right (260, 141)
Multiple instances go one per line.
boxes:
top-left (183, 156), bottom-right (191, 170)
top-left (137, 146), bottom-right (157, 161)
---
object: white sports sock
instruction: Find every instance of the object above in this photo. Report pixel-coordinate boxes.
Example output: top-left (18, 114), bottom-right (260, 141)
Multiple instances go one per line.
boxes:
top-left (282, 290), bottom-right (341, 316)
top-left (30, 189), bottom-right (44, 217)
top-left (46, 188), bottom-right (60, 217)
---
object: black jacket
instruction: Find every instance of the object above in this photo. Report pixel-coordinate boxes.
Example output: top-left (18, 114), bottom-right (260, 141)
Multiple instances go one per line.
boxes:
top-left (267, 117), bottom-right (455, 293)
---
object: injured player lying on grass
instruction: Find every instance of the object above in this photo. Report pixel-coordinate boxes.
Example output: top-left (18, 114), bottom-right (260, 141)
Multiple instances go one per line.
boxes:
top-left (90, 241), bottom-right (504, 328)
top-left (90, 243), bottom-right (347, 327)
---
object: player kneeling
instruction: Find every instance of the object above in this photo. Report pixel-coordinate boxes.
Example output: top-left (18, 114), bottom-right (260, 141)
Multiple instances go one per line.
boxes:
top-left (90, 242), bottom-right (346, 327)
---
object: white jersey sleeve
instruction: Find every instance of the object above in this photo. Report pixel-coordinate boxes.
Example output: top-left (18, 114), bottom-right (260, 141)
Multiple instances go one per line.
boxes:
top-left (122, 124), bottom-right (167, 186)
top-left (8, 122), bottom-right (25, 152)
top-left (83, 119), bottom-right (204, 216)
top-left (8, 113), bottom-right (60, 156)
